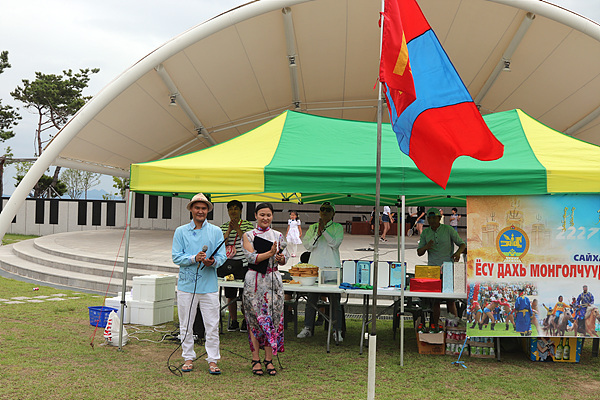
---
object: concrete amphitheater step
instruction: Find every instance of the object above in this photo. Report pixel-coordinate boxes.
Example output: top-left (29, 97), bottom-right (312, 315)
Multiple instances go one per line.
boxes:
top-left (12, 239), bottom-right (177, 280)
top-left (33, 231), bottom-right (176, 273)
top-left (0, 244), bottom-right (132, 294)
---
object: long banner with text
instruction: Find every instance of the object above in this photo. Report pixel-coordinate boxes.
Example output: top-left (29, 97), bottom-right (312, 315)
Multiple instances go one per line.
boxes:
top-left (466, 194), bottom-right (600, 338)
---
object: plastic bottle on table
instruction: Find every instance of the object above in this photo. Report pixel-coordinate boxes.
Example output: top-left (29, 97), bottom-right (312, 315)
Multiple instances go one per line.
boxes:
top-left (555, 337), bottom-right (563, 361)
top-left (563, 339), bottom-right (570, 361)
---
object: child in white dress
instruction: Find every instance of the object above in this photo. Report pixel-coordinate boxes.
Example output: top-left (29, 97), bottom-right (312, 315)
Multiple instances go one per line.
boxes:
top-left (285, 211), bottom-right (302, 257)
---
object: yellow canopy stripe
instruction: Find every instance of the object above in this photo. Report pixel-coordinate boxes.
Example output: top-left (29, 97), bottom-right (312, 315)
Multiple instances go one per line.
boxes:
top-left (130, 112), bottom-right (287, 194)
top-left (519, 109), bottom-right (600, 193)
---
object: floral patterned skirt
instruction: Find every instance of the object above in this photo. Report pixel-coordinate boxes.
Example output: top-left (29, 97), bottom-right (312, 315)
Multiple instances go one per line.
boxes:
top-left (243, 270), bottom-right (285, 354)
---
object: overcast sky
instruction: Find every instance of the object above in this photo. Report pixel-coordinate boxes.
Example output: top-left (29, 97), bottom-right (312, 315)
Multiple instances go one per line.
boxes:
top-left (0, 0), bottom-right (598, 196)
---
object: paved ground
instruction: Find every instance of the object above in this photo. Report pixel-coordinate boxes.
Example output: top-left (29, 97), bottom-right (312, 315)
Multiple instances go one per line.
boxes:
top-left (0, 228), bottom-right (465, 303)
top-left (0, 293), bottom-right (87, 306)
top-left (31, 228), bottom-right (432, 271)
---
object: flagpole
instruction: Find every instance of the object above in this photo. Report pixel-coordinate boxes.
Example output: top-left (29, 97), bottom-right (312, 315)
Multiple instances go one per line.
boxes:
top-left (400, 195), bottom-right (405, 367)
top-left (368, 1), bottom-right (385, 399)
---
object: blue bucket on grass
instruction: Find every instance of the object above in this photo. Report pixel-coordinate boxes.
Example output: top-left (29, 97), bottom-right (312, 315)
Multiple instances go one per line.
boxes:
top-left (88, 306), bottom-right (117, 328)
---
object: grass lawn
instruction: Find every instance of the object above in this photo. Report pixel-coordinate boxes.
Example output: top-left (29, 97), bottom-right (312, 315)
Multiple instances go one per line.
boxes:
top-left (1, 276), bottom-right (600, 400)
top-left (0, 232), bottom-right (598, 400)
top-left (2, 233), bottom-right (38, 246)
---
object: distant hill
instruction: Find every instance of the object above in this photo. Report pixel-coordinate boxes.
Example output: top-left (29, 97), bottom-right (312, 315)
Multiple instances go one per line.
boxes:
top-left (59, 189), bottom-right (123, 200)
top-left (85, 189), bottom-right (123, 200)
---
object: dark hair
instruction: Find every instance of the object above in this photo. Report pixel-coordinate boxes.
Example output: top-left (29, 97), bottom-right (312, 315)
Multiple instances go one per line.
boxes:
top-left (300, 252), bottom-right (311, 263)
top-left (227, 200), bottom-right (243, 210)
top-left (452, 207), bottom-right (458, 212)
top-left (255, 202), bottom-right (274, 213)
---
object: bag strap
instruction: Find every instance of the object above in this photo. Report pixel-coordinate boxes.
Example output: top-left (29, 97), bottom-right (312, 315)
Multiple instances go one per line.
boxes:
top-left (227, 220), bottom-right (243, 245)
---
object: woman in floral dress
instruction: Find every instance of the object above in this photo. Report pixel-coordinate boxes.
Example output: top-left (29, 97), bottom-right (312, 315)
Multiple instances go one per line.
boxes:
top-left (242, 203), bottom-right (288, 376)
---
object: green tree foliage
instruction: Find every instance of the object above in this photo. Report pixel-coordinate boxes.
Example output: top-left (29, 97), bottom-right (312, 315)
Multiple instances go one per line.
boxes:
top-left (0, 51), bottom-right (21, 197)
top-left (0, 51), bottom-right (20, 141)
top-left (13, 161), bottom-right (67, 198)
top-left (112, 176), bottom-right (129, 199)
top-left (10, 67), bottom-right (98, 197)
top-left (11, 68), bottom-right (99, 157)
top-left (0, 147), bottom-right (13, 197)
top-left (60, 168), bottom-right (101, 199)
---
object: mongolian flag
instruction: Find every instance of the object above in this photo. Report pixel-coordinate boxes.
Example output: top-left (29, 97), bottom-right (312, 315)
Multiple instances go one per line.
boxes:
top-left (379, 0), bottom-right (504, 189)
top-left (379, 0), bottom-right (416, 117)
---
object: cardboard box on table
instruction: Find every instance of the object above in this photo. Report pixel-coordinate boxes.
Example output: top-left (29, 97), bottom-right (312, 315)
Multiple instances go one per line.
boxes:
top-left (415, 265), bottom-right (440, 279)
top-left (441, 262), bottom-right (454, 293)
top-left (409, 278), bottom-right (442, 292)
top-left (453, 261), bottom-right (466, 293)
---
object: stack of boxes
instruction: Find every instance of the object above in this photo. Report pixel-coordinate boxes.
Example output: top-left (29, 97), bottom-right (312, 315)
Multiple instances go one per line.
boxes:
top-left (129, 274), bottom-right (177, 325)
top-left (410, 265), bottom-right (442, 292)
top-left (444, 325), bottom-right (467, 356)
top-left (105, 274), bottom-right (177, 326)
top-left (469, 337), bottom-right (496, 358)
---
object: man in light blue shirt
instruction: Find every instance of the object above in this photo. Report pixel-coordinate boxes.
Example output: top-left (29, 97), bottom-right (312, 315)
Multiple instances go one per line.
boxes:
top-left (172, 193), bottom-right (226, 374)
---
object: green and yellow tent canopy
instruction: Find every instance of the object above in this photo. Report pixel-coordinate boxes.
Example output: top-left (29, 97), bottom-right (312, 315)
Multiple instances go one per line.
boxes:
top-left (130, 109), bottom-right (600, 206)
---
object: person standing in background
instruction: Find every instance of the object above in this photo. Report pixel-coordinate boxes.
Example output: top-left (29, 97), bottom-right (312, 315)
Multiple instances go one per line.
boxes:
top-left (369, 207), bottom-right (377, 234)
top-left (417, 208), bottom-right (465, 325)
top-left (415, 205), bottom-right (426, 235)
top-left (286, 210), bottom-right (302, 258)
top-left (297, 202), bottom-right (345, 342)
top-left (449, 207), bottom-right (461, 232)
top-left (380, 205), bottom-right (394, 242)
top-left (220, 200), bottom-right (254, 333)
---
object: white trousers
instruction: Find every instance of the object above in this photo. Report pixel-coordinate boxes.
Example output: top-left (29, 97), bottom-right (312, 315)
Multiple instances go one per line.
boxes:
top-left (177, 290), bottom-right (221, 364)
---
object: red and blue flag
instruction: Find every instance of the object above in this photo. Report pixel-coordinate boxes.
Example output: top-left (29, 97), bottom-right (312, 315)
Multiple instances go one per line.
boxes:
top-left (379, 0), bottom-right (504, 189)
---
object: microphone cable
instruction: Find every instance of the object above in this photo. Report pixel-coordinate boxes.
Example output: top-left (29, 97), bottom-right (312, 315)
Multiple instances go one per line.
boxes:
top-left (273, 237), bottom-right (286, 371)
top-left (312, 221), bottom-right (332, 246)
top-left (167, 246), bottom-right (209, 377)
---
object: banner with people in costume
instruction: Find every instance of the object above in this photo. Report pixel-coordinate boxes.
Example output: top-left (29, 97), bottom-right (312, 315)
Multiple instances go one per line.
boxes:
top-left (466, 195), bottom-right (600, 338)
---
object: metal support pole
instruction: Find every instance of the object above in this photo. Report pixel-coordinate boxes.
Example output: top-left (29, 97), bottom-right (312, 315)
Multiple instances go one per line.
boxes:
top-left (368, 2), bottom-right (385, 398)
top-left (118, 190), bottom-right (134, 351)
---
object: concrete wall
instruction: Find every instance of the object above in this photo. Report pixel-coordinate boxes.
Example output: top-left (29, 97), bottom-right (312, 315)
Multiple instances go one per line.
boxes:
top-left (2, 195), bottom-right (193, 236)
top-left (1, 194), bottom-right (466, 236)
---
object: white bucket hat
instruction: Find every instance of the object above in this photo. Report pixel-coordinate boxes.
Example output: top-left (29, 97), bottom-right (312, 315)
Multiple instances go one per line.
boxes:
top-left (186, 193), bottom-right (213, 212)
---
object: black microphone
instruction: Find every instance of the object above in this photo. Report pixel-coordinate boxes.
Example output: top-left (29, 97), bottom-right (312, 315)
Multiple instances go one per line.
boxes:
top-left (197, 245), bottom-right (208, 270)
top-left (278, 242), bottom-right (287, 255)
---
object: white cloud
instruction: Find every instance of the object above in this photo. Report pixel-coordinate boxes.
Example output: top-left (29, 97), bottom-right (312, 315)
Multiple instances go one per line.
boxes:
top-left (0, 0), bottom-right (245, 195)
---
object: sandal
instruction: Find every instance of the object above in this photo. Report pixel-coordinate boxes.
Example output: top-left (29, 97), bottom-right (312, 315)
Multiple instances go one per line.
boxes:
top-left (208, 362), bottom-right (221, 375)
top-left (264, 359), bottom-right (277, 376)
top-left (182, 362), bottom-right (193, 372)
top-left (251, 359), bottom-right (263, 376)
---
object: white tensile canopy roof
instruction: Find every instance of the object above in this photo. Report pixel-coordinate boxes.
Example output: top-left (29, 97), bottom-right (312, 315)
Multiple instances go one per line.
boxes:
top-left (51, 0), bottom-right (600, 176)
top-left (2, 0), bottom-right (600, 237)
